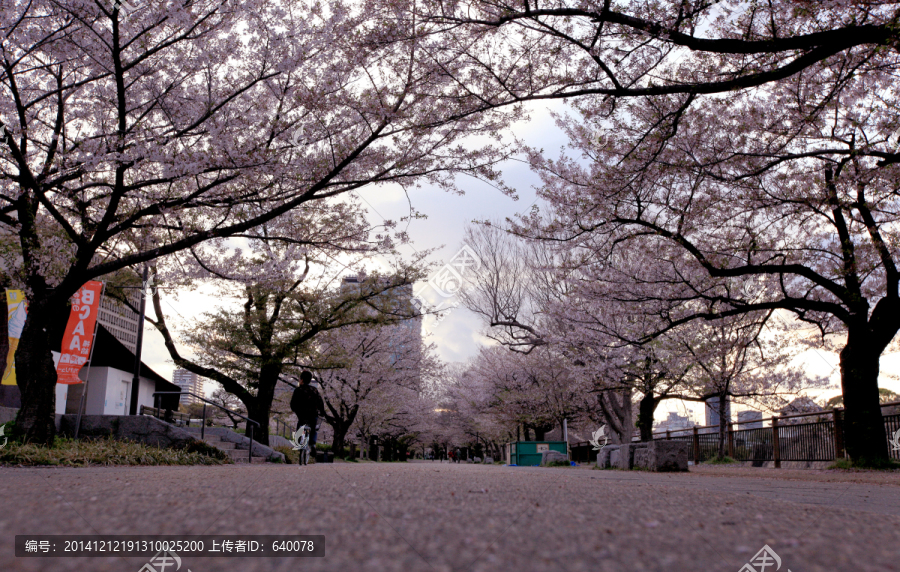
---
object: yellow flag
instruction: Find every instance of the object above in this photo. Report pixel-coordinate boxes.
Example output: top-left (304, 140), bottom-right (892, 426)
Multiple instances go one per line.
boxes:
top-left (2, 290), bottom-right (27, 385)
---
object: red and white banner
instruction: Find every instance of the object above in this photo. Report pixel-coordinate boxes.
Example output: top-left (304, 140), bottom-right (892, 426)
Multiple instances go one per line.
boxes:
top-left (56, 281), bottom-right (103, 384)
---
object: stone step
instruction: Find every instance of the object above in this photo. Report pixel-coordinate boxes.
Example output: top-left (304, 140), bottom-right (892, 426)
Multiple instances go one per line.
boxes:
top-left (232, 454), bottom-right (268, 464)
top-left (225, 448), bottom-right (267, 463)
top-left (204, 437), bottom-right (236, 451)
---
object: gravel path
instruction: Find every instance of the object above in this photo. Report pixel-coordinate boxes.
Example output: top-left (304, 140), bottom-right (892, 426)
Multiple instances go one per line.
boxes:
top-left (2, 461), bottom-right (899, 572)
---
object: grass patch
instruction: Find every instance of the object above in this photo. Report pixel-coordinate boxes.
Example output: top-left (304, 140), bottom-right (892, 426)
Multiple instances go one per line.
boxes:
top-left (0, 436), bottom-right (231, 467)
top-left (828, 457), bottom-right (900, 470)
top-left (545, 460), bottom-right (573, 467)
top-left (704, 456), bottom-right (738, 465)
top-left (275, 445), bottom-right (299, 464)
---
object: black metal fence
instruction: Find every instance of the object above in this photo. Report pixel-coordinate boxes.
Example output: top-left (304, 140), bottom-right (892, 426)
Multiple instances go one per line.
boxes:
top-left (647, 404), bottom-right (900, 465)
top-left (886, 413), bottom-right (900, 462)
top-left (778, 421), bottom-right (834, 461)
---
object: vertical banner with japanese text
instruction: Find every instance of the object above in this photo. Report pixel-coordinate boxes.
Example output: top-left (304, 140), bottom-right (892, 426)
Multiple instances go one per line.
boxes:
top-left (56, 281), bottom-right (103, 384)
top-left (2, 290), bottom-right (27, 385)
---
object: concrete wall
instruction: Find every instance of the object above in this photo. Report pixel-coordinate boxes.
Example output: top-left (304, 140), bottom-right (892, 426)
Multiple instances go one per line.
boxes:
top-left (62, 366), bottom-right (157, 416)
top-left (58, 414), bottom-right (201, 449)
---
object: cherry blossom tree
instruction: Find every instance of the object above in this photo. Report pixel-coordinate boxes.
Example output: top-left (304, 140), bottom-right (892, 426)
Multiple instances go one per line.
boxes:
top-left (146, 200), bottom-right (431, 445)
top-left (515, 43), bottom-right (900, 462)
top-left (1, 0), bottom-right (515, 443)
top-left (671, 313), bottom-right (814, 457)
top-left (311, 317), bottom-right (438, 454)
top-left (421, 1), bottom-right (900, 102)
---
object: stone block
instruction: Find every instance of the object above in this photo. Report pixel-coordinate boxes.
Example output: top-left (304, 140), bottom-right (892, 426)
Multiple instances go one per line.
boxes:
top-left (473, 456), bottom-right (482, 463)
top-left (540, 450), bottom-right (569, 466)
top-left (597, 445), bottom-right (619, 468)
top-left (633, 447), bottom-right (651, 470)
top-left (614, 445), bottom-right (632, 469)
top-left (647, 440), bottom-right (688, 472)
top-left (484, 457), bottom-right (493, 464)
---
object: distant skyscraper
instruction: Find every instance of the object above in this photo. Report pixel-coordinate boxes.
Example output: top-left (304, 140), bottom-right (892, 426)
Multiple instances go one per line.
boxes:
top-left (705, 396), bottom-right (732, 427)
top-left (341, 274), bottom-right (423, 382)
top-left (654, 411), bottom-right (694, 434)
top-left (98, 290), bottom-right (142, 354)
top-left (172, 369), bottom-right (205, 405)
top-left (737, 410), bottom-right (763, 429)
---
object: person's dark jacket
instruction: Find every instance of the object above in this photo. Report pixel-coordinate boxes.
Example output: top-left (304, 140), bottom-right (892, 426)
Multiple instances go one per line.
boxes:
top-left (291, 384), bottom-right (325, 424)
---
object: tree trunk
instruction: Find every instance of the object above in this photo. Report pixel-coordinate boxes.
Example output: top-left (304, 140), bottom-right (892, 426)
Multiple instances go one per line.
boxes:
top-left (637, 392), bottom-right (656, 442)
top-left (331, 423), bottom-right (350, 456)
top-left (840, 332), bottom-right (888, 463)
top-left (246, 401), bottom-right (270, 447)
top-left (599, 387), bottom-right (633, 444)
top-left (717, 395), bottom-right (728, 459)
top-left (14, 297), bottom-right (64, 444)
top-left (523, 425), bottom-right (531, 441)
top-left (327, 405), bottom-right (357, 456)
top-left (246, 365), bottom-right (284, 447)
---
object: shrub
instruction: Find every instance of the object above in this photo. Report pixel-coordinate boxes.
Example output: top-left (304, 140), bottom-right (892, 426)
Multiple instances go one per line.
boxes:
top-left (828, 457), bottom-right (900, 470)
top-left (705, 456), bottom-right (738, 465)
top-left (0, 437), bottom-right (231, 466)
top-left (274, 445), bottom-right (299, 464)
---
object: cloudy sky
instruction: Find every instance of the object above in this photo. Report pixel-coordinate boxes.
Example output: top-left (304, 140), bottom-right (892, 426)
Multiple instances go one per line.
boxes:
top-left (139, 103), bottom-right (562, 383)
top-left (136, 99), bottom-right (900, 425)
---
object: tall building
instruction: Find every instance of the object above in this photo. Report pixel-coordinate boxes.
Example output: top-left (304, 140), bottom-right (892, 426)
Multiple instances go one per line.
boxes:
top-left (704, 396), bottom-right (732, 427)
top-left (172, 368), bottom-right (205, 405)
top-left (98, 290), bottom-right (142, 354)
top-left (653, 411), bottom-right (695, 434)
top-left (341, 274), bottom-right (423, 381)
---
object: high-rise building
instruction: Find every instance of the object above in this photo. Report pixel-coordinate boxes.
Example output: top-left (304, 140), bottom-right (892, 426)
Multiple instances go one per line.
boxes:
top-left (737, 410), bottom-right (763, 429)
top-left (341, 274), bottom-right (423, 380)
top-left (705, 396), bottom-right (732, 427)
top-left (172, 368), bottom-right (205, 405)
top-left (98, 290), bottom-right (142, 354)
top-left (653, 411), bottom-right (695, 434)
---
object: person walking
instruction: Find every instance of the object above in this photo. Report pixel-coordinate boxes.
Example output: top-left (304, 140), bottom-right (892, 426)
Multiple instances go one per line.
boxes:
top-left (454, 448), bottom-right (461, 463)
top-left (290, 371), bottom-right (325, 464)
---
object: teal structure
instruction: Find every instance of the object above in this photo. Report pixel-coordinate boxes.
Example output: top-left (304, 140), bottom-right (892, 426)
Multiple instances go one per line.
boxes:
top-left (508, 441), bottom-right (568, 466)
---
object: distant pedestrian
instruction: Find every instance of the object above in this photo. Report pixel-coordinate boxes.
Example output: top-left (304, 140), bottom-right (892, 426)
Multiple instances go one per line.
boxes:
top-left (290, 371), bottom-right (325, 464)
top-left (454, 448), bottom-right (461, 463)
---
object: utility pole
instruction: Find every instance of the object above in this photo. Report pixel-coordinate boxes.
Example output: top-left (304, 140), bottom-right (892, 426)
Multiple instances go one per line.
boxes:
top-left (128, 266), bottom-right (149, 415)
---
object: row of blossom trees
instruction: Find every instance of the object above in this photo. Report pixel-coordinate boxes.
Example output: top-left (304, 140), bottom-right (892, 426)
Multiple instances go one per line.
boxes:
top-left (7, 1), bottom-right (900, 466)
top-left (449, 222), bottom-right (819, 459)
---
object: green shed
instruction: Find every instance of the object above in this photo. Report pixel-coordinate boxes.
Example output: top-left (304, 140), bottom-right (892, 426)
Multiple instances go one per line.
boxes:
top-left (507, 441), bottom-right (568, 466)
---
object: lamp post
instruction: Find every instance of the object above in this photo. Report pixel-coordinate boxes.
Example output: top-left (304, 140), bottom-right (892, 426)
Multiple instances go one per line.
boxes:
top-left (128, 266), bottom-right (149, 415)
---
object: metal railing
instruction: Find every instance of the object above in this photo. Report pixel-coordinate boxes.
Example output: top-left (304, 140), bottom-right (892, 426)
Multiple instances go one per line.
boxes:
top-left (569, 401), bottom-right (900, 466)
top-left (272, 416), bottom-right (294, 440)
top-left (152, 391), bottom-right (259, 464)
